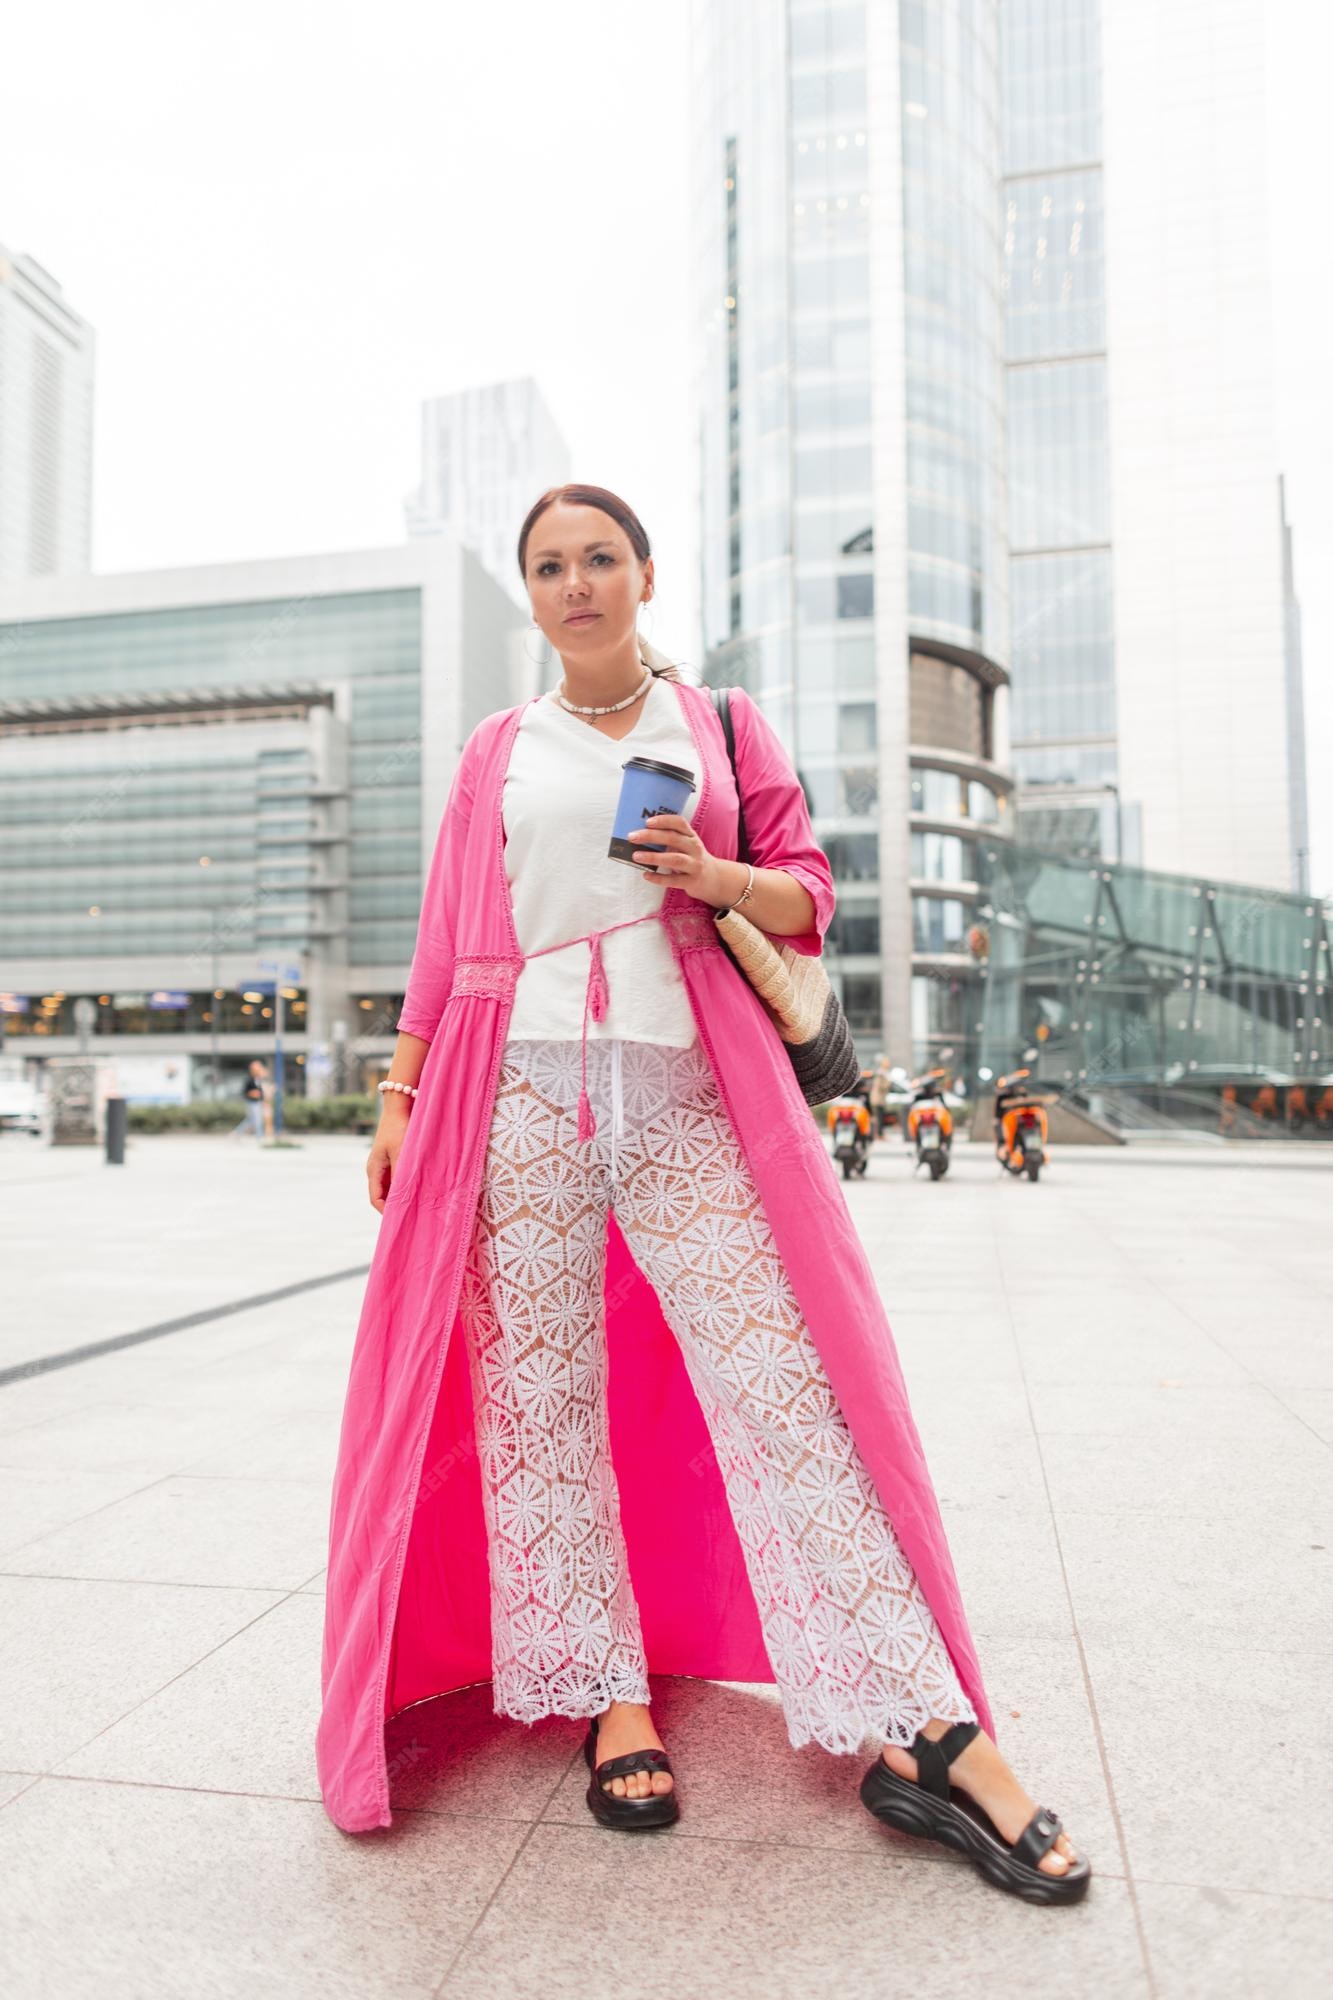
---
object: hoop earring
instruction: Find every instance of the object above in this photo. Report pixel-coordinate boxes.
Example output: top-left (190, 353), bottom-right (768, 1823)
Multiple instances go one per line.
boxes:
top-left (523, 621), bottom-right (552, 666)
top-left (636, 599), bottom-right (657, 647)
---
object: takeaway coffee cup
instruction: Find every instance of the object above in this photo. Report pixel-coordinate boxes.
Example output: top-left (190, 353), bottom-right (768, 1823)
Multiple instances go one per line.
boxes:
top-left (608, 755), bottom-right (697, 870)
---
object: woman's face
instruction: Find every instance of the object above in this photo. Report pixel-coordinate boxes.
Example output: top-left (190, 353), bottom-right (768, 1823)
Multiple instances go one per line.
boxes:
top-left (524, 502), bottom-right (652, 660)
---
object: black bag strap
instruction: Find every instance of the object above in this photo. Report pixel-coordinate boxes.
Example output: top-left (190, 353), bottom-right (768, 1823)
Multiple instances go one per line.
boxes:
top-left (708, 685), bottom-right (751, 866)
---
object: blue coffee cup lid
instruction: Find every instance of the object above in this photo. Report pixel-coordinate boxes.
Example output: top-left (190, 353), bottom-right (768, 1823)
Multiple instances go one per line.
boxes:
top-left (622, 755), bottom-right (696, 788)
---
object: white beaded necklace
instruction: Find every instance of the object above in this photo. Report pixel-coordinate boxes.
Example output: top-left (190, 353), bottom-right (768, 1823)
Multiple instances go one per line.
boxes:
top-left (554, 667), bottom-right (654, 716)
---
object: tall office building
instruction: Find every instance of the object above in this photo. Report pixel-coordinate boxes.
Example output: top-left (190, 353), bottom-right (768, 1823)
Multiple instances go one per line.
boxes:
top-left (1002, 0), bottom-right (1306, 894)
top-left (1000, 0), bottom-right (1119, 863)
top-left (405, 376), bottom-right (570, 612)
top-left (693, 0), bottom-right (1014, 1066)
top-left (0, 247), bottom-right (95, 582)
top-left (692, 0), bottom-right (1308, 1068)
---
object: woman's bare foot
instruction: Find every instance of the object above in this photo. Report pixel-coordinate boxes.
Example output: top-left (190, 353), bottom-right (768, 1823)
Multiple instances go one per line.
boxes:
top-left (881, 1721), bottom-right (1078, 1876)
top-left (593, 1700), bottom-right (675, 1801)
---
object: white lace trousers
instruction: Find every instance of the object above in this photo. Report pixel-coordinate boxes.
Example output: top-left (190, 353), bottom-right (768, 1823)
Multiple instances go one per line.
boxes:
top-left (457, 1032), bottom-right (977, 1756)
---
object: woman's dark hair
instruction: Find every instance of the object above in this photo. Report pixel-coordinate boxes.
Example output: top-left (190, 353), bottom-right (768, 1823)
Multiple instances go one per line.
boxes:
top-left (516, 483), bottom-right (682, 680)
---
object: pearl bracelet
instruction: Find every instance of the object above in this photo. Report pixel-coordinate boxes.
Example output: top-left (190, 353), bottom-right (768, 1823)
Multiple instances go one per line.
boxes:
top-left (377, 1080), bottom-right (419, 1100)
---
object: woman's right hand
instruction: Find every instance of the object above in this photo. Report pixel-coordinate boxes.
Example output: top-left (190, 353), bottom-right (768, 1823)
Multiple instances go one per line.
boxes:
top-left (367, 1109), bottom-right (410, 1213)
top-left (366, 1038), bottom-right (430, 1212)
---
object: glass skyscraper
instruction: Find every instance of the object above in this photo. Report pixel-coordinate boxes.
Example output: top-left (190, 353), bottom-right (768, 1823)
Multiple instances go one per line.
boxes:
top-left (0, 247), bottom-right (94, 583)
top-left (692, 0), bottom-right (1309, 1073)
top-left (1000, 0), bottom-right (1120, 860)
top-left (693, 0), bottom-right (1014, 1070)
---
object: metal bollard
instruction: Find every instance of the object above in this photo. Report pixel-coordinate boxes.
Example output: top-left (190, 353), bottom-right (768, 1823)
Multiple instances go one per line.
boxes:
top-left (104, 1095), bottom-right (127, 1165)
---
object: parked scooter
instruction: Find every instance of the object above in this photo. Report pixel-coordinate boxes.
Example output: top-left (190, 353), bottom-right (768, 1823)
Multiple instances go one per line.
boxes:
top-left (826, 1093), bottom-right (872, 1180)
top-left (994, 1065), bottom-right (1051, 1181)
top-left (906, 1069), bottom-right (954, 1180)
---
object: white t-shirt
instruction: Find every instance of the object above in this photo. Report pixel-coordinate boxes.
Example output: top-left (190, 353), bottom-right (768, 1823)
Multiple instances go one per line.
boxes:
top-left (501, 675), bottom-right (701, 1045)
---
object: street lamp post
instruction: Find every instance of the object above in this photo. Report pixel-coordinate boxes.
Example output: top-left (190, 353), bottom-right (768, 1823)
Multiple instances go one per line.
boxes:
top-left (259, 960), bottom-right (301, 1140)
top-left (199, 856), bottom-right (222, 1099)
top-left (210, 931), bottom-right (221, 1097)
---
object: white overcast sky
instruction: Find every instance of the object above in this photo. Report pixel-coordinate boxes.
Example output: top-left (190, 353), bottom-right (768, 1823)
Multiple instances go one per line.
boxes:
top-left (3, 0), bottom-right (1328, 891)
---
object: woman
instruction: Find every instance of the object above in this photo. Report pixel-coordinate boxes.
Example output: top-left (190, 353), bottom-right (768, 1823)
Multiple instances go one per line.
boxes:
top-left (316, 483), bottom-right (1088, 1905)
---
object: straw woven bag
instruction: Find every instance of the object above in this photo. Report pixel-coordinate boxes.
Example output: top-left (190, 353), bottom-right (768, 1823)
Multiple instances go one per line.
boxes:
top-left (708, 687), bottom-right (862, 1107)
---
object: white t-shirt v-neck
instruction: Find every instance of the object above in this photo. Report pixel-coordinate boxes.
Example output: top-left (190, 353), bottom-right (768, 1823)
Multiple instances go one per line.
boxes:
top-left (501, 674), bottom-right (701, 1045)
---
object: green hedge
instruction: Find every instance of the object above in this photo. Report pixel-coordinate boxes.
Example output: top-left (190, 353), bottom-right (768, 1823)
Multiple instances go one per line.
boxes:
top-left (127, 1094), bottom-right (379, 1134)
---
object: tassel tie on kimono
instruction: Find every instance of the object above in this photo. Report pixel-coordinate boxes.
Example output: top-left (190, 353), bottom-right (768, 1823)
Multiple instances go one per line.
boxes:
top-left (520, 907), bottom-right (665, 1140)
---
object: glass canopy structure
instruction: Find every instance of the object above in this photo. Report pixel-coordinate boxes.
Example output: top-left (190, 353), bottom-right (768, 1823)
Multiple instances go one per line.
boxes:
top-left (971, 842), bottom-right (1332, 1136)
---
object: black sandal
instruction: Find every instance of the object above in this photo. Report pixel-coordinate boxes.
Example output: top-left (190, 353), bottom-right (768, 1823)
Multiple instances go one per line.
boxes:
top-left (583, 1712), bottom-right (680, 1831)
top-left (859, 1720), bottom-right (1091, 1905)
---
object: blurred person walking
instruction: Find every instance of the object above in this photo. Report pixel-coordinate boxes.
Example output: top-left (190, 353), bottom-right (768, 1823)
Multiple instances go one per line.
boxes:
top-left (868, 1051), bottom-right (893, 1136)
top-left (230, 1059), bottom-right (268, 1140)
top-left (316, 487), bottom-right (1088, 1903)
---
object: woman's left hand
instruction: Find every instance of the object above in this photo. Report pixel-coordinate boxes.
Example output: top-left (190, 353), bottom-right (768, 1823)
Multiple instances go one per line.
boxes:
top-left (628, 814), bottom-right (728, 904)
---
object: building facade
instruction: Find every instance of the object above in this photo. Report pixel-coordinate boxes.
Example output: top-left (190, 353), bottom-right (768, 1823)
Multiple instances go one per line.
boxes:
top-left (1000, 0), bottom-right (1124, 864)
top-left (692, 0), bottom-right (1014, 1072)
top-left (1006, 0), bottom-right (1307, 892)
top-left (0, 539), bottom-right (527, 1095)
top-left (0, 247), bottom-right (95, 583)
top-left (692, 0), bottom-right (1309, 1078)
top-left (405, 377), bottom-right (570, 613)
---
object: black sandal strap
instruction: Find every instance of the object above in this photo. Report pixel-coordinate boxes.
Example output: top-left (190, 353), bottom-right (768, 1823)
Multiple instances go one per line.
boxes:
top-left (909, 1720), bottom-right (980, 1801)
top-left (1011, 1806), bottom-right (1062, 1870)
top-left (595, 1748), bottom-right (673, 1782)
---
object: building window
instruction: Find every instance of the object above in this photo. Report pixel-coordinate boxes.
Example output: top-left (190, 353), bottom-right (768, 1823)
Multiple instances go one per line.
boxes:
top-left (841, 764), bottom-right (879, 815)
top-left (841, 974), bottom-right (882, 1032)
top-left (911, 973), bottom-right (970, 1041)
top-left (837, 701), bottom-right (878, 753)
top-left (828, 908), bottom-right (880, 955)
top-left (911, 831), bottom-right (976, 882)
top-left (836, 573), bottom-right (874, 620)
top-left (1006, 360), bottom-right (1110, 551)
top-left (913, 895), bottom-right (969, 953)
top-left (822, 832), bottom-right (879, 880)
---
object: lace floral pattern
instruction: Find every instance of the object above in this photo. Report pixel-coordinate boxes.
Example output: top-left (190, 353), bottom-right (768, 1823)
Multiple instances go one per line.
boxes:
top-left (457, 1033), bottom-right (977, 1755)
top-left (449, 957), bottom-right (521, 1001)
top-left (659, 904), bottom-right (724, 955)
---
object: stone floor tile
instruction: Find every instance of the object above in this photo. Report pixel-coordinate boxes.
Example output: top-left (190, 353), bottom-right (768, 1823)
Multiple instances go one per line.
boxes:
top-left (1135, 1880), bottom-right (1333, 1999)
top-left (0, 1573), bottom-right (282, 1768)
top-left (438, 1822), bottom-right (1146, 2000)
top-left (0, 1464), bottom-right (171, 1558)
top-left (1038, 1429), bottom-right (1332, 1522)
top-left (938, 1501), bottom-right (1075, 1640)
top-left (1078, 1641), bottom-right (1333, 1900)
top-left (53, 1592), bottom-right (327, 1800)
top-left (0, 1771), bottom-right (41, 1809)
top-left (1055, 1508), bottom-right (1333, 1647)
top-left (177, 1407), bottom-right (341, 1482)
top-left (0, 1775), bottom-right (525, 2000)
top-left (2, 1472), bottom-right (331, 1590)
top-left (1026, 1379), bottom-right (1310, 1443)
top-left (382, 1680), bottom-right (590, 1821)
top-left (0, 1399), bottom-right (282, 1474)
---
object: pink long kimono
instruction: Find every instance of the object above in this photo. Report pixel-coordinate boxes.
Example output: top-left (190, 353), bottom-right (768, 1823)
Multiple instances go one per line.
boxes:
top-left (316, 676), bottom-right (993, 1833)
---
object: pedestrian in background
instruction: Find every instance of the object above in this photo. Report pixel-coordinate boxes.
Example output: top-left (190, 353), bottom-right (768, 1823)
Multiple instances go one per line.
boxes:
top-left (230, 1059), bottom-right (268, 1140)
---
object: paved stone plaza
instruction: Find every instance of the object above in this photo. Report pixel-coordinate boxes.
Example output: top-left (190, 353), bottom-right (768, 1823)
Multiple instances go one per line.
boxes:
top-left (0, 1126), bottom-right (1329, 1998)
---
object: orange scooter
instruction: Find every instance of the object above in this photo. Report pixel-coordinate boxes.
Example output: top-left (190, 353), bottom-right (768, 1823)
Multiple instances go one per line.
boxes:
top-left (827, 1093), bottom-right (872, 1179)
top-left (906, 1069), bottom-right (954, 1180)
top-left (994, 1066), bottom-right (1052, 1182)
